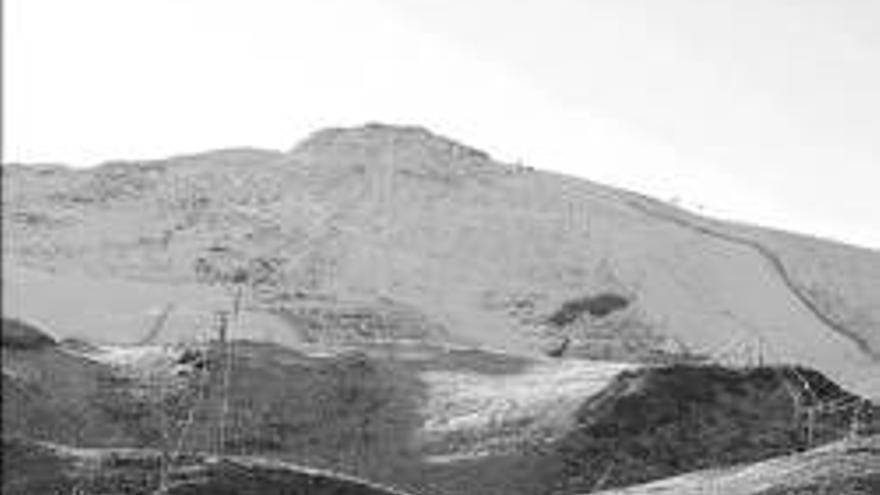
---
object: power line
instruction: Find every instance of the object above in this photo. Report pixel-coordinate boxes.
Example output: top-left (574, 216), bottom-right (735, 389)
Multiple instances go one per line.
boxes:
top-left (218, 289), bottom-right (242, 457)
top-left (171, 345), bottom-right (212, 459)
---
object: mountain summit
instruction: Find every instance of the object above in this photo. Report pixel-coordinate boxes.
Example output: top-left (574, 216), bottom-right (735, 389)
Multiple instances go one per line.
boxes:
top-left (293, 123), bottom-right (493, 162)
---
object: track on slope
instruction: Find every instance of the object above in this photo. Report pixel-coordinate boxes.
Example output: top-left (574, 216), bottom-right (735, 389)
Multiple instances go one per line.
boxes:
top-left (621, 196), bottom-right (878, 362)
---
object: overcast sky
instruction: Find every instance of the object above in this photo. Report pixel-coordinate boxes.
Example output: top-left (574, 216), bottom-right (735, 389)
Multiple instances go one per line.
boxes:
top-left (4, 0), bottom-right (879, 249)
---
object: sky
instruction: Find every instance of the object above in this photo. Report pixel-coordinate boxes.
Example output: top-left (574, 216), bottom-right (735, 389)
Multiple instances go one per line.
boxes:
top-left (4, 0), bottom-right (879, 249)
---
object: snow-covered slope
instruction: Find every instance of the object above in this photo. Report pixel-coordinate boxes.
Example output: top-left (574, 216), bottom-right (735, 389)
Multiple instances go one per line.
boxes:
top-left (3, 123), bottom-right (879, 397)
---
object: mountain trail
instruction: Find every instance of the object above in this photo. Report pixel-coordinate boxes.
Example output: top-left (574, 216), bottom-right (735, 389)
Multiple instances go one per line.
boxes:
top-left (621, 196), bottom-right (878, 363)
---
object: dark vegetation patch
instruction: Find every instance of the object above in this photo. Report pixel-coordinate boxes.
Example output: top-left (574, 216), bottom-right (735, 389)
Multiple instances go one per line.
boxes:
top-left (3, 340), bottom-right (425, 491)
top-left (547, 293), bottom-right (629, 327)
top-left (89, 369), bottom-right (192, 447)
top-left (2, 329), bottom-right (149, 447)
top-left (528, 364), bottom-right (880, 494)
top-left (1, 318), bottom-right (56, 350)
top-left (4, 332), bottom-right (207, 449)
top-left (1, 437), bottom-right (409, 495)
top-left (1, 437), bottom-right (80, 495)
top-left (205, 343), bottom-right (424, 480)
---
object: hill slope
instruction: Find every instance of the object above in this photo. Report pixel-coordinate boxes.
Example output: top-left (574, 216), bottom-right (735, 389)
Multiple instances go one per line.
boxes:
top-left (594, 434), bottom-right (880, 495)
top-left (3, 123), bottom-right (879, 398)
top-left (2, 437), bottom-right (411, 495)
top-left (4, 318), bottom-right (876, 495)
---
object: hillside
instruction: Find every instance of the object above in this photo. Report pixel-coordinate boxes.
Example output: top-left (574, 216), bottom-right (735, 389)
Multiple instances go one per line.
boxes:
top-left (3, 123), bottom-right (879, 399)
top-left (523, 364), bottom-right (878, 494)
top-left (3, 316), bottom-right (877, 495)
top-left (1, 322), bottom-right (628, 495)
top-left (1, 437), bottom-right (411, 495)
top-left (7, 434), bottom-right (877, 495)
top-left (594, 434), bottom-right (880, 495)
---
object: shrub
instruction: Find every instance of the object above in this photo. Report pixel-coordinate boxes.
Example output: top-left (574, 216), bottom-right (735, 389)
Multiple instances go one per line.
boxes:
top-left (547, 293), bottom-right (630, 327)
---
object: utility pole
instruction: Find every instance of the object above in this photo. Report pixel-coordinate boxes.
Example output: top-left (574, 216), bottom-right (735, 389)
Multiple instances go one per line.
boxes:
top-left (189, 250), bottom-right (249, 463)
top-left (140, 305), bottom-right (175, 495)
top-left (213, 309), bottom-right (230, 457)
top-left (218, 284), bottom-right (243, 458)
top-left (849, 400), bottom-right (867, 438)
top-left (155, 369), bottom-right (170, 494)
top-left (804, 406), bottom-right (816, 449)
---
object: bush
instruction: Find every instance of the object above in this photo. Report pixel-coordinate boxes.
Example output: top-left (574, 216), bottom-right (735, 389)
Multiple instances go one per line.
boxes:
top-left (547, 293), bottom-right (630, 327)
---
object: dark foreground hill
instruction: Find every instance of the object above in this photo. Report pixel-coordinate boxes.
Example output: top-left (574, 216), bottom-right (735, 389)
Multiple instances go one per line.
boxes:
top-left (3, 317), bottom-right (877, 495)
top-left (595, 434), bottom-right (880, 495)
top-left (5, 435), bottom-right (878, 495)
top-left (1, 317), bottom-right (56, 350)
top-left (523, 364), bottom-right (879, 494)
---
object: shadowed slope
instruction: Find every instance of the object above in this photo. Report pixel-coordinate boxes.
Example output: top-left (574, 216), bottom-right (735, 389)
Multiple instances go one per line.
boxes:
top-left (593, 435), bottom-right (880, 495)
top-left (460, 364), bottom-right (880, 495)
top-left (1, 437), bottom-right (412, 495)
top-left (2, 317), bottom-right (56, 350)
top-left (3, 317), bottom-right (877, 495)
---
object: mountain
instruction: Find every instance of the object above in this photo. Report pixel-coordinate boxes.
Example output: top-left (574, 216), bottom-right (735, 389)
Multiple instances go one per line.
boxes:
top-left (4, 123), bottom-right (879, 399)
